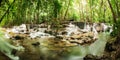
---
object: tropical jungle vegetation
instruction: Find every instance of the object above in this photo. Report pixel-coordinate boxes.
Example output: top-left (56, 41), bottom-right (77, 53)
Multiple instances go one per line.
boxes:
top-left (0, 0), bottom-right (120, 60)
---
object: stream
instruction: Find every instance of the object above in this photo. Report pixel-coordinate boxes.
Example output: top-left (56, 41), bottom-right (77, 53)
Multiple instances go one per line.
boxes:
top-left (16, 32), bottom-right (110, 60)
top-left (0, 22), bottom-right (111, 60)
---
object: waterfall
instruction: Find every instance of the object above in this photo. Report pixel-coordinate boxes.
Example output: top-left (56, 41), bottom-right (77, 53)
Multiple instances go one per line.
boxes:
top-left (68, 32), bottom-right (110, 60)
top-left (66, 23), bottom-right (80, 36)
top-left (0, 29), bottom-right (24, 60)
top-left (89, 32), bottom-right (110, 56)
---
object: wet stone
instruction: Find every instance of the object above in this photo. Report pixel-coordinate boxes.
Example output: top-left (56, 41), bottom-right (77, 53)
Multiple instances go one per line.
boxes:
top-left (31, 42), bottom-right (40, 47)
top-left (13, 35), bottom-right (24, 40)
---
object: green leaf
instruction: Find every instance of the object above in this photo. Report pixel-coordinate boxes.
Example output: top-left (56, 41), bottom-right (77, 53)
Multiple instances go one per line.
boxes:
top-left (9, 0), bottom-right (14, 4)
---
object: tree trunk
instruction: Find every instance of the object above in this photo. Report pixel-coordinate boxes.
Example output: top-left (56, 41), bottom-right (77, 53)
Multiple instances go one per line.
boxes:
top-left (64, 0), bottom-right (71, 20)
top-left (0, 0), bottom-right (15, 23)
top-left (107, 0), bottom-right (117, 23)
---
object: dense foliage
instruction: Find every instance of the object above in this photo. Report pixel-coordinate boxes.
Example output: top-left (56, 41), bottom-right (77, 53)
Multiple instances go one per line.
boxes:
top-left (0, 0), bottom-right (120, 36)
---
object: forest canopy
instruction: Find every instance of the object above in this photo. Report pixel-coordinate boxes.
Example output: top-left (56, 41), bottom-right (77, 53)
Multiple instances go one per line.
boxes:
top-left (0, 0), bottom-right (120, 36)
top-left (0, 0), bottom-right (120, 26)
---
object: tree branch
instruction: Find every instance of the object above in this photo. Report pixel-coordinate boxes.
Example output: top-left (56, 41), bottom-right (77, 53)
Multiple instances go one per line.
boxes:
top-left (107, 0), bottom-right (117, 23)
top-left (64, 0), bottom-right (71, 20)
top-left (0, 0), bottom-right (15, 23)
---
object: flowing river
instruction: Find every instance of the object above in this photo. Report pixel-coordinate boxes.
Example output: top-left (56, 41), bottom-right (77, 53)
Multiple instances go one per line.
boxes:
top-left (0, 23), bottom-right (111, 60)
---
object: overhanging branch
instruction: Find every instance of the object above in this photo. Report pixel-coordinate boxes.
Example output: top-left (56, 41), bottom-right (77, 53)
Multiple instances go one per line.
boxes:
top-left (0, 0), bottom-right (15, 23)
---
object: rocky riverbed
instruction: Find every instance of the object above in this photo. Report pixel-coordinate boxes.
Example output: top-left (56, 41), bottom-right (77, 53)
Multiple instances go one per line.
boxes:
top-left (0, 22), bottom-right (116, 60)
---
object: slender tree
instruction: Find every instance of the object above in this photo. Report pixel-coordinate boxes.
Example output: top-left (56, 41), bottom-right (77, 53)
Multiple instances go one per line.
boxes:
top-left (0, 0), bottom-right (15, 23)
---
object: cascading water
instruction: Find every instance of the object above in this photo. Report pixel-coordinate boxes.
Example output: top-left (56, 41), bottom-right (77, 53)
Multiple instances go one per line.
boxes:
top-left (36, 23), bottom-right (111, 60)
top-left (0, 23), bottom-right (112, 60)
top-left (68, 32), bottom-right (110, 60)
top-left (66, 23), bottom-right (81, 36)
top-left (0, 28), bottom-right (24, 60)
